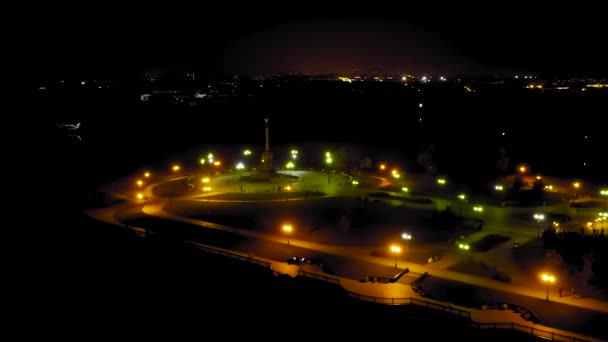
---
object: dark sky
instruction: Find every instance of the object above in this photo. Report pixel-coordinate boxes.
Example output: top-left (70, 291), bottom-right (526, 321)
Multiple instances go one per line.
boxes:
top-left (11, 4), bottom-right (608, 79)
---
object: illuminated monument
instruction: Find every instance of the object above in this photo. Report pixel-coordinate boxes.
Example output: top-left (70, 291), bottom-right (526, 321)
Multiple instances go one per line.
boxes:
top-left (261, 118), bottom-right (274, 173)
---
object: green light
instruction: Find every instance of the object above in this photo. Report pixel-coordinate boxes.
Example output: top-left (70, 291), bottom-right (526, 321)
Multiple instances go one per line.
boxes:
top-left (208, 153), bottom-right (214, 159)
top-left (473, 206), bottom-right (483, 212)
top-left (352, 180), bottom-right (359, 185)
top-left (326, 157), bottom-right (332, 164)
top-left (458, 194), bottom-right (466, 200)
top-left (600, 190), bottom-right (608, 196)
top-left (402, 187), bottom-right (409, 192)
top-left (286, 161), bottom-right (294, 169)
top-left (200, 158), bottom-right (205, 164)
top-left (325, 152), bottom-right (331, 158)
top-left (437, 178), bottom-right (446, 185)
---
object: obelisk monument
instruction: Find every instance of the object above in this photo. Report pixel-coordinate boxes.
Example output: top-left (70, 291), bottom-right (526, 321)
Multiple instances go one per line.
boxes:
top-left (261, 118), bottom-right (274, 172)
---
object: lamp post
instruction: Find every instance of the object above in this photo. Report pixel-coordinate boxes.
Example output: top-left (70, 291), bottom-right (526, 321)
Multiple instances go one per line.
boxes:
top-left (325, 152), bottom-right (332, 184)
top-left (286, 161), bottom-right (294, 189)
top-left (282, 224), bottom-right (293, 245)
top-left (291, 149), bottom-right (298, 160)
top-left (534, 213), bottom-right (545, 239)
top-left (390, 245), bottom-right (401, 268)
top-left (541, 273), bottom-right (556, 301)
top-left (352, 180), bottom-right (359, 197)
top-left (402, 233), bottom-right (412, 260)
top-left (236, 162), bottom-right (245, 191)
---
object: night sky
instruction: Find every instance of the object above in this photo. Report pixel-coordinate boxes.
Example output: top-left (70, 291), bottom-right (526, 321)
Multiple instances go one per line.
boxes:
top-left (12, 4), bottom-right (608, 79)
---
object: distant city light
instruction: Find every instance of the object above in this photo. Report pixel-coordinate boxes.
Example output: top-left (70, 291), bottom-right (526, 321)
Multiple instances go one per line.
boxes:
top-left (437, 178), bottom-right (446, 185)
top-left (236, 162), bottom-right (245, 170)
top-left (172, 165), bottom-right (180, 171)
top-left (380, 164), bottom-right (386, 170)
top-left (573, 182), bottom-right (580, 188)
top-left (200, 158), bottom-right (206, 164)
top-left (473, 206), bottom-right (483, 212)
top-left (144, 172), bottom-right (150, 178)
top-left (495, 185), bottom-right (504, 191)
top-left (402, 187), bottom-right (409, 192)
top-left (137, 180), bottom-right (143, 187)
top-left (137, 193), bottom-right (143, 199)
top-left (243, 149), bottom-right (252, 156)
top-left (418, 103), bottom-right (423, 108)
top-left (458, 193), bottom-right (466, 200)
top-left (202, 178), bottom-right (210, 183)
top-left (214, 161), bottom-right (221, 166)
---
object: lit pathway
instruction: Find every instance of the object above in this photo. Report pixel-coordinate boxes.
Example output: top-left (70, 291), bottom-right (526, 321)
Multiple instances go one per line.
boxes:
top-left (137, 200), bottom-right (608, 314)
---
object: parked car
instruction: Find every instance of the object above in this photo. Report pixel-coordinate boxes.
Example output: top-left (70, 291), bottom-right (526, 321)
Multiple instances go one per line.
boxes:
top-left (287, 257), bottom-right (306, 265)
top-left (428, 256), bottom-right (440, 263)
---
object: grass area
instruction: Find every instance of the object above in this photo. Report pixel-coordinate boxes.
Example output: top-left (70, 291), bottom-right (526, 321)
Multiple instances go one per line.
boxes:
top-left (165, 197), bottom-right (474, 246)
top-left (448, 257), bottom-right (511, 283)
top-left (152, 178), bottom-right (195, 197)
top-left (203, 191), bottom-right (325, 201)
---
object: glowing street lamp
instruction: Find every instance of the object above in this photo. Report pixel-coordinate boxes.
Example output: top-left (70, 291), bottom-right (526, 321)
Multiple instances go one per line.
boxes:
top-left (401, 187), bottom-right (409, 193)
top-left (243, 149), bottom-right (252, 156)
top-left (494, 185), bottom-right (504, 191)
top-left (282, 224), bottom-right (293, 245)
top-left (541, 273), bottom-right (556, 301)
top-left (172, 165), bottom-right (180, 172)
top-left (380, 164), bottom-right (386, 171)
top-left (390, 245), bottom-right (401, 268)
top-left (325, 152), bottom-right (332, 184)
top-left (600, 189), bottom-right (608, 196)
top-left (437, 178), bottom-right (446, 185)
top-left (352, 180), bottom-right (359, 197)
top-left (473, 206), bottom-right (483, 213)
top-left (458, 193), bottom-right (467, 201)
top-left (144, 172), bottom-right (150, 178)
top-left (137, 180), bottom-right (143, 187)
top-left (236, 162), bottom-right (245, 191)
top-left (458, 243), bottom-right (470, 250)
top-left (286, 161), bottom-right (294, 189)
top-left (137, 193), bottom-right (144, 200)
top-left (402, 233), bottom-right (412, 260)
top-left (291, 149), bottom-right (298, 160)
top-left (519, 166), bottom-right (527, 173)
top-left (200, 158), bottom-right (206, 165)
top-left (534, 213), bottom-right (545, 238)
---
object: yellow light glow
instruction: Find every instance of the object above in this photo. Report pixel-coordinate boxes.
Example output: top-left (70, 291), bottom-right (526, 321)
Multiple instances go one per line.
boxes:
top-left (519, 166), bottom-right (526, 173)
top-left (390, 245), bottom-right (401, 253)
top-left (380, 164), bottom-right (386, 170)
top-left (172, 165), bottom-right (180, 171)
top-left (137, 193), bottom-right (143, 199)
top-left (541, 273), bottom-right (555, 283)
top-left (200, 158), bottom-right (206, 164)
top-left (137, 180), bottom-right (143, 186)
top-left (203, 187), bottom-right (212, 191)
top-left (202, 178), bottom-right (210, 183)
top-left (282, 225), bottom-right (293, 232)
top-left (285, 186), bottom-right (291, 191)
top-left (392, 170), bottom-right (397, 175)
top-left (573, 182), bottom-right (580, 188)
top-left (214, 161), bottom-right (221, 166)
top-left (144, 172), bottom-right (150, 178)
top-left (80, 81), bottom-right (86, 85)
top-left (536, 175), bottom-right (542, 180)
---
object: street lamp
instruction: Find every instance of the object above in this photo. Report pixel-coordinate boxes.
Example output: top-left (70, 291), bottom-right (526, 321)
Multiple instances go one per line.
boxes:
top-left (286, 161), bottom-right (294, 189)
top-left (243, 149), bottom-right (252, 156)
top-left (534, 213), bottom-right (545, 238)
top-left (144, 172), bottom-right (150, 178)
top-left (325, 152), bottom-right (332, 184)
top-left (402, 233), bottom-right (412, 260)
top-left (137, 180), bottom-right (143, 187)
top-left (540, 273), bottom-right (556, 301)
top-left (137, 193), bottom-right (144, 200)
top-left (600, 189), bottom-right (608, 197)
top-left (437, 178), bottom-right (446, 185)
top-left (494, 185), bottom-right (504, 191)
top-left (282, 224), bottom-right (293, 245)
top-left (390, 245), bottom-right (401, 268)
top-left (291, 149), bottom-right (298, 160)
top-left (352, 180), bottom-right (359, 197)
top-left (172, 165), bottom-right (180, 172)
top-left (236, 162), bottom-right (245, 191)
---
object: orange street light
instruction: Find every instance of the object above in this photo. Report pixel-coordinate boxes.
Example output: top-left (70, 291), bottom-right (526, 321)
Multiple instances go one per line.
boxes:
top-left (390, 245), bottom-right (401, 268)
top-left (137, 193), bottom-right (144, 199)
top-left (137, 180), bottom-right (143, 187)
top-left (541, 273), bottom-right (556, 301)
top-left (172, 165), bottom-right (180, 171)
top-left (282, 224), bottom-right (293, 245)
top-left (144, 172), bottom-right (150, 178)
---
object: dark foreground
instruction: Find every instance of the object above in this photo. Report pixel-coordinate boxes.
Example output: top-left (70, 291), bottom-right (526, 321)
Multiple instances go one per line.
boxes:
top-left (1, 213), bottom-right (545, 340)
